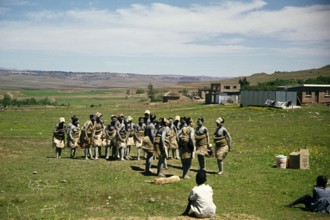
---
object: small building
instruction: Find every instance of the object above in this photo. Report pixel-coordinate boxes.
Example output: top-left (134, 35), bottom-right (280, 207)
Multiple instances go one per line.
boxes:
top-left (205, 83), bottom-right (240, 104)
top-left (277, 84), bottom-right (330, 105)
top-left (163, 91), bottom-right (180, 102)
top-left (197, 89), bottom-right (207, 100)
top-left (240, 90), bottom-right (297, 107)
top-left (216, 93), bottom-right (239, 104)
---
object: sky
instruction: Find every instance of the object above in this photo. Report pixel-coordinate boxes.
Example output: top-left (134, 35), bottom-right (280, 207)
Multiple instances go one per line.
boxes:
top-left (0, 0), bottom-right (329, 77)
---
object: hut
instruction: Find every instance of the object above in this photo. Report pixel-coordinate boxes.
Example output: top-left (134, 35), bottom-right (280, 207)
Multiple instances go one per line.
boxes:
top-left (163, 91), bottom-right (180, 102)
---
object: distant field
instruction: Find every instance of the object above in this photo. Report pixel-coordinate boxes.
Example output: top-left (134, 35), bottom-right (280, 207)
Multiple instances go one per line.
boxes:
top-left (1, 65), bottom-right (329, 91)
top-left (20, 89), bottom-right (126, 97)
top-left (0, 88), bottom-right (149, 108)
top-left (0, 91), bottom-right (329, 219)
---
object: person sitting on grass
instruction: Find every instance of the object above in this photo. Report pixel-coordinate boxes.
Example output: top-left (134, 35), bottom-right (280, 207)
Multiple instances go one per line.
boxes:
top-left (181, 169), bottom-right (216, 218)
top-left (286, 175), bottom-right (330, 213)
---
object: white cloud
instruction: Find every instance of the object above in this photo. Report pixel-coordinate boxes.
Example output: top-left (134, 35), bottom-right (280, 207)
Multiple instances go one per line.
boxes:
top-left (0, 0), bottom-right (329, 58)
top-left (241, 5), bottom-right (330, 42)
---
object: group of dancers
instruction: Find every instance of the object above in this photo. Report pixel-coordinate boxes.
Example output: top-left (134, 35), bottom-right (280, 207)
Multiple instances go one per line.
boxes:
top-left (52, 109), bottom-right (232, 178)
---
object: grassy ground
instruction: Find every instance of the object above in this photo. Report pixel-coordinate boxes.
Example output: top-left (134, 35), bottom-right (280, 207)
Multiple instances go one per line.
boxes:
top-left (0, 93), bottom-right (329, 219)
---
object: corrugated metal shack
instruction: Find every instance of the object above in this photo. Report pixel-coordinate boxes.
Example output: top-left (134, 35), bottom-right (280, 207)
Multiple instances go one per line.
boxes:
top-left (240, 90), bottom-right (297, 107)
top-left (215, 93), bottom-right (239, 104)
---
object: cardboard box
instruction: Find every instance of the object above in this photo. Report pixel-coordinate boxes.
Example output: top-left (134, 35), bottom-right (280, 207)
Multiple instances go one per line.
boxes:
top-left (289, 149), bottom-right (309, 169)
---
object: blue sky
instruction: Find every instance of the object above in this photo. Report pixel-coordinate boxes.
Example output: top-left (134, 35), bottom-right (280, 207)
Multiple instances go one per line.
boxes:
top-left (0, 0), bottom-right (329, 77)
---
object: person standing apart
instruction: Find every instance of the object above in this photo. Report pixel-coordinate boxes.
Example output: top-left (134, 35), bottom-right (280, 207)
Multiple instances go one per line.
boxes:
top-left (52, 117), bottom-right (66, 158)
top-left (195, 117), bottom-right (210, 171)
top-left (214, 117), bottom-right (231, 175)
top-left (67, 116), bottom-right (81, 158)
top-left (177, 117), bottom-right (195, 179)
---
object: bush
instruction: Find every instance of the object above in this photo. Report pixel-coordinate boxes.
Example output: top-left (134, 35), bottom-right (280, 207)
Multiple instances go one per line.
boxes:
top-left (0, 95), bottom-right (64, 107)
top-left (2, 94), bottom-right (12, 107)
top-left (136, 88), bottom-right (145, 94)
top-left (243, 77), bottom-right (330, 91)
top-left (147, 83), bottom-right (160, 102)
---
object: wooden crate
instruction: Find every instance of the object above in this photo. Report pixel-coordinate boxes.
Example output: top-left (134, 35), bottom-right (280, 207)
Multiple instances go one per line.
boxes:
top-left (289, 149), bottom-right (309, 169)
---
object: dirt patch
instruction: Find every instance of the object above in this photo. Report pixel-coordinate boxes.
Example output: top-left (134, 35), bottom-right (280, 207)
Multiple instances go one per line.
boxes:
top-left (0, 149), bottom-right (23, 158)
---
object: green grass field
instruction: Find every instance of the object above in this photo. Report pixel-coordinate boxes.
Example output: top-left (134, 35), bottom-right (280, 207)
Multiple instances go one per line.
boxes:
top-left (0, 92), bottom-right (329, 219)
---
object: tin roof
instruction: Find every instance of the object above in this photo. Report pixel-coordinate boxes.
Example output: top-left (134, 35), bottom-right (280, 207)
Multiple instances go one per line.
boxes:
top-left (277, 84), bottom-right (330, 89)
top-left (164, 91), bottom-right (180, 97)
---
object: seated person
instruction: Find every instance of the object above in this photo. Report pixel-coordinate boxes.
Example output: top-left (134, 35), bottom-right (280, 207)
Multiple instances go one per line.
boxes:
top-left (181, 170), bottom-right (216, 218)
top-left (286, 175), bottom-right (330, 213)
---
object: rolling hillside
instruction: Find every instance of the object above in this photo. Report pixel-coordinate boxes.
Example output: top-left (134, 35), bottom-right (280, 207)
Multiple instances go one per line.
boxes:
top-left (0, 65), bottom-right (329, 91)
top-left (167, 65), bottom-right (330, 91)
top-left (0, 70), bottom-right (223, 90)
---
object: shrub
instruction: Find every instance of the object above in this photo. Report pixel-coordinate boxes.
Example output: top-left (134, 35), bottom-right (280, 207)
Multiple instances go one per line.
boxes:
top-left (136, 88), bottom-right (145, 94)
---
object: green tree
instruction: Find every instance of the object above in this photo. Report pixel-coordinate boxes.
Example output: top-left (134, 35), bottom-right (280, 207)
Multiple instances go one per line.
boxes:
top-left (147, 83), bottom-right (158, 102)
top-left (239, 77), bottom-right (250, 89)
top-left (31, 98), bottom-right (37, 105)
top-left (304, 76), bottom-right (330, 84)
top-left (179, 89), bottom-right (189, 96)
top-left (40, 97), bottom-right (52, 105)
top-left (136, 88), bottom-right (145, 94)
top-left (2, 93), bottom-right (12, 107)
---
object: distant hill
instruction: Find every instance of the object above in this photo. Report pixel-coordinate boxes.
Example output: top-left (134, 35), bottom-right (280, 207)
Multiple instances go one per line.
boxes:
top-left (221, 65), bottom-right (330, 86)
top-left (0, 70), bottom-right (224, 90)
top-left (169, 65), bottom-right (330, 90)
top-left (0, 65), bottom-right (329, 90)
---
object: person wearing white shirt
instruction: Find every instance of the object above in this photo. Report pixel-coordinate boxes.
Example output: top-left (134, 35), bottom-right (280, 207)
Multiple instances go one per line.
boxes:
top-left (181, 170), bottom-right (216, 218)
